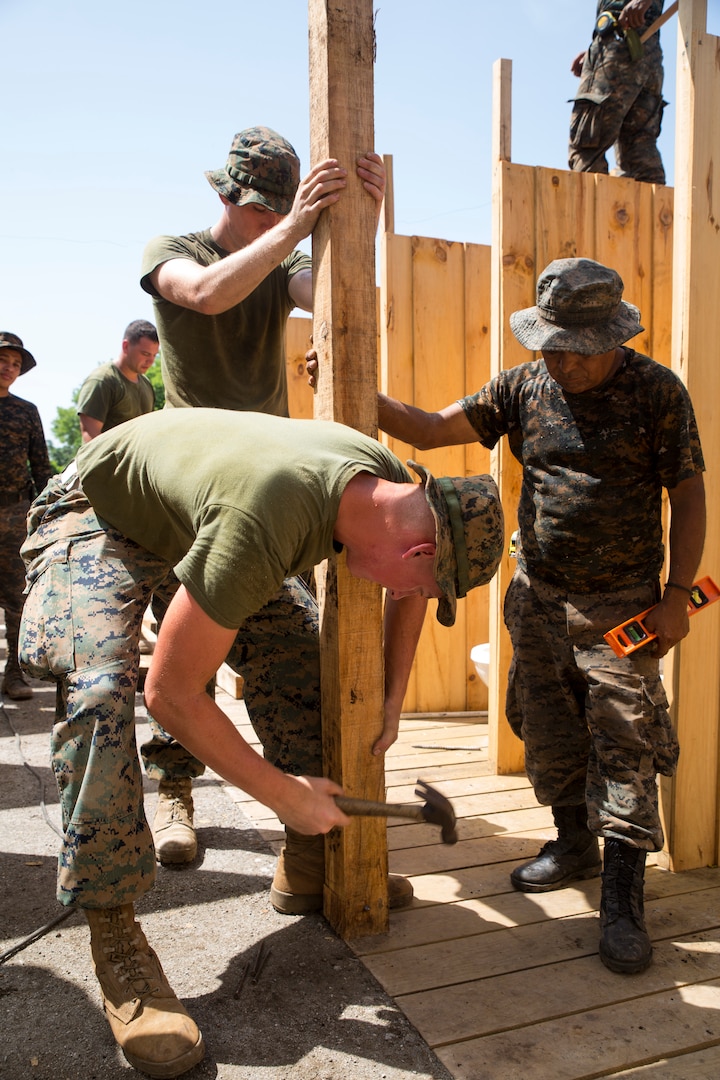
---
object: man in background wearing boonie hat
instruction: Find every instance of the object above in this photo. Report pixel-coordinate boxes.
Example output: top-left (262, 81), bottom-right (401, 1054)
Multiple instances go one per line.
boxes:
top-left (19, 407), bottom-right (502, 1076)
top-left (138, 128), bottom-right (388, 884)
top-left (376, 257), bottom-right (706, 976)
top-left (0, 332), bottom-right (52, 701)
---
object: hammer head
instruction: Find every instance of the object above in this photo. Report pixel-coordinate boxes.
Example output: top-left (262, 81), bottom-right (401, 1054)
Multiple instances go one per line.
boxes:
top-left (415, 779), bottom-right (458, 844)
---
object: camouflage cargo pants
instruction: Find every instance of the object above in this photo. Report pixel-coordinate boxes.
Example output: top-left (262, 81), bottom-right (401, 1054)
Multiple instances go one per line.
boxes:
top-left (0, 499), bottom-right (32, 656)
top-left (19, 475), bottom-right (322, 909)
top-left (568, 34), bottom-right (666, 184)
top-left (504, 566), bottom-right (678, 851)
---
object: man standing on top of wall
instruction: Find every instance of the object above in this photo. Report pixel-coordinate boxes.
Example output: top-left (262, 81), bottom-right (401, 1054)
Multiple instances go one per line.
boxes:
top-left (569, 1), bottom-right (667, 184)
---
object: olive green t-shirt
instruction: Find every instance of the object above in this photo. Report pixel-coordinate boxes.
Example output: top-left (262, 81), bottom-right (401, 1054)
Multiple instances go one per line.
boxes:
top-left (76, 363), bottom-right (155, 431)
top-left (140, 229), bottom-right (311, 415)
top-left (76, 410), bottom-right (410, 628)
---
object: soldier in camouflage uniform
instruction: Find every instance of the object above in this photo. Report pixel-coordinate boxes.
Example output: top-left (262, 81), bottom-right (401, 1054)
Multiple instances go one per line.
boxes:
top-left (0, 332), bottom-right (52, 700)
top-left (377, 258), bottom-right (706, 976)
top-left (138, 127), bottom-right (389, 895)
top-left (19, 407), bottom-right (503, 1077)
top-left (569, 0), bottom-right (666, 183)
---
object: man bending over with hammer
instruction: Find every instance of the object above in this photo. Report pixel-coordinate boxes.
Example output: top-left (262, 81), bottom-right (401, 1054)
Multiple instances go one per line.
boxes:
top-left (19, 408), bottom-right (503, 1078)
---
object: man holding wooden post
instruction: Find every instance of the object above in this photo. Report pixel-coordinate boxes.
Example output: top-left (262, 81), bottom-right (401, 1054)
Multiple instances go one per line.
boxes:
top-left (139, 126), bottom-right (389, 886)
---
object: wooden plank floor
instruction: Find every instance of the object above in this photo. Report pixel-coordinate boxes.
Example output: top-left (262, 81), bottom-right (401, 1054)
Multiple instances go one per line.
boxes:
top-left (219, 691), bottom-right (720, 1080)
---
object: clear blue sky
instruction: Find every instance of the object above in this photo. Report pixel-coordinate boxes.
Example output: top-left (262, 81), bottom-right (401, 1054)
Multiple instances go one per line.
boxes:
top-left (3, 0), bottom-right (715, 437)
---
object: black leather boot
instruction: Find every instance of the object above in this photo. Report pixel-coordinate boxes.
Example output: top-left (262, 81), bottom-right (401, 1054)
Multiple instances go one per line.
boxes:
top-left (599, 837), bottom-right (652, 974)
top-left (510, 804), bottom-right (601, 892)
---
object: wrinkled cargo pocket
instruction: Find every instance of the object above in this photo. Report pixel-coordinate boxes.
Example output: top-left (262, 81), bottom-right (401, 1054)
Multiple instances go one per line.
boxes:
top-left (570, 91), bottom-right (612, 149)
top-left (19, 550), bottom-right (75, 677)
top-left (642, 674), bottom-right (678, 777)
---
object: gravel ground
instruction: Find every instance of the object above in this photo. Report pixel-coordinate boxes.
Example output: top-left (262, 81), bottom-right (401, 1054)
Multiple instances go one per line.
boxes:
top-left (0, 673), bottom-right (454, 1080)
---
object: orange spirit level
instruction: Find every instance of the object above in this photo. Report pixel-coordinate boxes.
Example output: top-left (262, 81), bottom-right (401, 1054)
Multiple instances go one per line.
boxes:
top-left (603, 576), bottom-right (720, 658)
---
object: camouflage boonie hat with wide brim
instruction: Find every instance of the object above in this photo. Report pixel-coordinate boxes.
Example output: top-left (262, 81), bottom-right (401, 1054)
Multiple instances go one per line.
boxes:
top-left (205, 126), bottom-right (301, 215)
top-left (0, 332), bottom-right (36, 375)
top-left (408, 461), bottom-right (504, 628)
top-left (509, 258), bottom-right (644, 356)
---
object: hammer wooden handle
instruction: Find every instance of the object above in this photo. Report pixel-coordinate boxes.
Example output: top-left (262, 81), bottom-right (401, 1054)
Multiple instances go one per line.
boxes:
top-left (335, 796), bottom-right (426, 823)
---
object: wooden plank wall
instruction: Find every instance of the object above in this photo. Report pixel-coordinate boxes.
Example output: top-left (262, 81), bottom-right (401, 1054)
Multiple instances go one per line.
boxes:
top-left (288, 166), bottom-right (674, 733)
top-left (490, 162), bottom-right (675, 777)
top-left (661, 0), bottom-right (720, 870)
top-left (286, 238), bottom-right (493, 717)
top-left (379, 235), bottom-right (492, 714)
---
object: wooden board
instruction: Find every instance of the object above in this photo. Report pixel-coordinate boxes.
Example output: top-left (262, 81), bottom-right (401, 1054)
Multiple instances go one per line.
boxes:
top-left (664, 1), bottom-right (720, 870)
top-left (309, 0), bottom-right (387, 939)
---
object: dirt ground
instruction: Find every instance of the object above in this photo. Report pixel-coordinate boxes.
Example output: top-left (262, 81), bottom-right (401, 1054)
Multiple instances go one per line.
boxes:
top-left (0, 651), bottom-right (454, 1080)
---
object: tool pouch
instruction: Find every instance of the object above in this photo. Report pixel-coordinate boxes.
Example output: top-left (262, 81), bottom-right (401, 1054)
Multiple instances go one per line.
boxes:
top-left (624, 27), bottom-right (644, 61)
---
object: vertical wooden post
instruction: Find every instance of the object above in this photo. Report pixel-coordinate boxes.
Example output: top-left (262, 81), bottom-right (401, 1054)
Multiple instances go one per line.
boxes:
top-left (659, 0), bottom-right (720, 870)
top-left (492, 58), bottom-right (512, 165)
top-left (489, 58), bottom-right (526, 774)
top-left (308, 0), bottom-right (388, 937)
top-left (382, 153), bottom-right (395, 235)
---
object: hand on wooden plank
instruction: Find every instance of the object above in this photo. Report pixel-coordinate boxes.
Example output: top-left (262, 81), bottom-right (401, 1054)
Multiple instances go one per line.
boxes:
top-left (287, 158), bottom-right (348, 240)
top-left (286, 152), bottom-right (385, 246)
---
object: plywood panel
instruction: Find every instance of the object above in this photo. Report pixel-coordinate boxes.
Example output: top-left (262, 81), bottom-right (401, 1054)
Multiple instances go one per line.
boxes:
top-left (594, 172), bottom-right (655, 358)
top-left (410, 237), bottom-right (467, 712)
top-left (534, 166), bottom-right (596, 267)
top-left (665, 7), bottom-right (720, 870)
top-left (464, 243), bottom-right (492, 712)
top-left (379, 232), bottom-right (418, 709)
top-left (489, 160), bottom-right (535, 774)
top-left (382, 238), bottom-right (495, 714)
top-left (286, 315), bottom-right (314, 419)
top-left (650, 184), bottom-right (675, 368)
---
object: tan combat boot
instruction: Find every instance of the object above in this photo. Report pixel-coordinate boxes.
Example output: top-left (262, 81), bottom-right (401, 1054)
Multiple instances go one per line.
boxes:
top-left (270, 829), bottom-right (413, 914)
top-left (153, 778), bottom-right (197, 865)
top-left (85, 904), bottom-right (205, 1077)
top-left (2, 660), bottom-right (33, 700)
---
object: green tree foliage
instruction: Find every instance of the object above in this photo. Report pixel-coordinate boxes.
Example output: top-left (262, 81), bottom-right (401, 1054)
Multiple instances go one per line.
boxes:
top-left (47, 358), bottom-right (165, 473)
top-left (145, 360), bottom-right (165, 409)
top-left (47, 388), bottom-right (82, 473)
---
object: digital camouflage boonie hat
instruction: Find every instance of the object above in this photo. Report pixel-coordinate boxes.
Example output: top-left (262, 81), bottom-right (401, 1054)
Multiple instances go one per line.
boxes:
top-left (509, 258), bottom-right (644, 356)
top-left (205, 126), bottom-right (301, 215)
top-left (408, 462), bottom-right (504, 628)
top-left (0, 332), bottom-right (36, 375)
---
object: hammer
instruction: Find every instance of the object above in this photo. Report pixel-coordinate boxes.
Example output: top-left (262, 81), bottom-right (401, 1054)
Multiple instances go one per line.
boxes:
top-left (335, 779), bottom-right (458, 845)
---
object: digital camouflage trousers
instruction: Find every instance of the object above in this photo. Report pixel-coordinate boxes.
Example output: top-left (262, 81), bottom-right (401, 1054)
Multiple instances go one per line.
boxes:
top-left (0, 499), bottom-right (32, 658)
top-left (568, 34), bottom-right (666, 184)
top-left (19, 475), bottom-right (321, 908)
top-left (504, 566), bottom-right (678, 851)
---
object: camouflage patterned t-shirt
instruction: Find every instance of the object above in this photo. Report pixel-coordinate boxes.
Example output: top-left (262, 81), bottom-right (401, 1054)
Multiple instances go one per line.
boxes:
top-left (0, 394), bottom-right (52, 497)
top-left (460, 348), bottom-right (704, 592)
